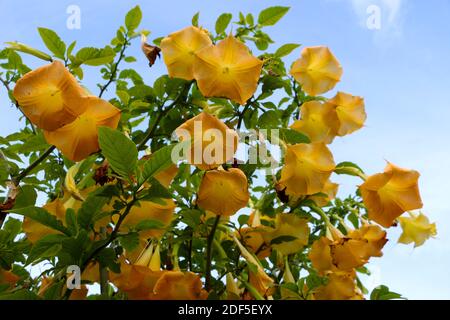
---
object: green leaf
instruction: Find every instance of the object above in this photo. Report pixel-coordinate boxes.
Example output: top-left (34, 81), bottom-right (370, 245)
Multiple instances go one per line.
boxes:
top-left (75, 46), bottom-right (115, 66)
top-left (275, 43), bottom-right (300, 57)
top-left (279, 128), bottom-right (310, 144)
top-left (98, 127), bottom-right (138, 180)
top-left (215, 13), bottom-right (232, 34)
top-left (37, 27), bottom-right (66, 59)
top-left (258, 6), bottom-right (290, 26)
top-left (258, 110), bottom-right (280, 129)
top-left (12, 207), bottom-right (70, 236)
top-left (370, 285), bottom-right (405, 300)
top-left (6, 42), bottom-right (52, 61)
top-left (192, 12), bottom-right (200, 27)
top-left (135, 219), bottom-right (165, 232)
top-left (125, 5), bottom-right (142, 32)
top-left (26, 234), bottom-right (65, 265)
top-left (334, 161), bottom-right (365, 177)
top-left (77, 189), bottom-right (111, 229)
top-left (139, 143), bottom-right (180, 185)
top-left (270, 235), bottom-right (298, 245)
top-left (0, 289), bottom-right (40, 300)
top-left (13, 185), bottom-right (37, 209)
top-left (138, 178), bottom-right (172, 201)
top-left (119, 232), bottom-right (140, 252)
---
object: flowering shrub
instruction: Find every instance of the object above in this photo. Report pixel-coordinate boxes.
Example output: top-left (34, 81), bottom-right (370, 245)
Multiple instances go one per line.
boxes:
top-left (0, 6), bottom-right (436, 300)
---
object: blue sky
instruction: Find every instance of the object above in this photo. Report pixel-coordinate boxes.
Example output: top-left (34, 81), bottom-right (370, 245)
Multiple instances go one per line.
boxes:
top-left (1, 0), bottom-right (449, 299)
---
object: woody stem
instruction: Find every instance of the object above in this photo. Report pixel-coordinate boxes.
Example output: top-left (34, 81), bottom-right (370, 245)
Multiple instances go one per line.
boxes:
top-left (12, 145), bottom-right (56, 186)
top-left (205, 215), bottom-right (221, 291)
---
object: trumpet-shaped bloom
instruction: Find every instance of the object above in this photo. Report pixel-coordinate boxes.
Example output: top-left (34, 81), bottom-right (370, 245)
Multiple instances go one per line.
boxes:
top-left (197, 168), bottom-right (249, 216)
top-left (160, 26), bottom-right (212, 80)
top-left (359, 163), bottom-right (423, 228)
top-left (120, 198), bottom-right (176, 239)
top-left (348, 224), bottom-right (387, 257)
top-left (290, 101), bottom-right (339, 144)
top-left (308, 180), bottom-right (339, 207)
top-left (175, 112), bottom-right (239, 170)
top-left (398, 212), bottom-right (437, 247)
top-left (327, 92), bottom-right (366, 136)
top-left (110, 263), bottom-right (207, 300)
top-left (239, 227), bottom-right (271, 259)
top-left (233, 234), bottom-right (274, 298)
top-left (279, 143), bottom-right (335, 196)
top-left (44, 96), bottom-right (121, 162)
top-left (313, 271), bottom-right (362, 300)
top-left (193, 35), bottom-right (263, 105)
top-left (13, 61), bottom-right (87, 130)
top-left (310, 224), bottom-right (387, 273)
top-left (267, 214), bottom-right (309, 255)
top-left (290, 46), bottom-right (343, 96)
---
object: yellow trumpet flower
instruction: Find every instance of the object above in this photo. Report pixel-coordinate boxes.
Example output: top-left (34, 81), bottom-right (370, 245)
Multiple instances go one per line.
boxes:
top-left (398, 212), bottom-right (437, 247)
top-left (308, 180), bottom-right (339, 207)
top-left (290, 101), bottom-right (339, 144)
top-left (13, 61), bottom-right (87, 130)
top-left (359, 162), bottom-right (423, 228)
top-left (160, 26), bottom-right (212, 80)
top-left (175, 111), bottom-right (238, 170)
top-left (197, 168), bottom-right (250, 216)
top-left (120, 198), bottom-right (176, 239)
top-left (278, 143), bottom-right (335, 196)
top-left (290, 46), bottom-right (343, 96)
top-left (266, 213), bottom-right (309, 255)
top-left (194, 35), bottom-right (263, 105)
top-left (44, 96), bottom-right (121, 162)
top-left (327, 92), bottom-right (366, 136)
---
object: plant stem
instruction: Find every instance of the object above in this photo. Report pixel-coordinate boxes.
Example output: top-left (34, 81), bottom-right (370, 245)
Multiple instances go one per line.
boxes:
top-left (12, 146), bottom-right (56, 186)
top-left (205, 215), bottom-right (221, 291)
top-left (98, 37), bottom-right (129, 98)
top-left (63, 197), bottom-right (136, 299)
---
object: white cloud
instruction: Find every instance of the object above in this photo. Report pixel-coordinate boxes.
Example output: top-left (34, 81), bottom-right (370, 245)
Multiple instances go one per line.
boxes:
top-left (350, 0), bottom-right (406, 40)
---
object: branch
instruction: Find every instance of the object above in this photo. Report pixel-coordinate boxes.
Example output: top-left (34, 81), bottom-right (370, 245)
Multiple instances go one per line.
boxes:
top-left (98, 38), bottom-right (129, 98)
top-left (63, 197), bottom-right (137, 299)
top-left (12, 145), bottom-right (56, 186)
top-left (205, 215), bottom-right (221, 291)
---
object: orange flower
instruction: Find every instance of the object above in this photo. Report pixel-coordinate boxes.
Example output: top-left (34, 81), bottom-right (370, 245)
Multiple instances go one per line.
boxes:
top-left (308, 180), bottom-right (339, 207)
top-left (160, 26), bottom-right (212, 80)
top-left (266, 214), bottom-right (309, 255)
top-left (290, 101), bottom-right (339, 144)
top-left (313, 271), bottom-right (363, 300)
top-left (194, 35), bottom-right (263, 105)
top-left (359, 163), bottom-right (423, 228)
top-left (197, 168), bottom-right (249, 216)
top-left (120, 198), bottom-right (176, 239)
top-left (278, 143), bottom-right (335, 196)
top-left (348, 224), bottom-right (387, 257)
top-left (327, 92), bottom-right (366, 136)
top-left (13, 61), bottom-right (87, 130)
top-left (110, 262), bottom-right (207, 300)
top-left (310, 224), bottom-right (387, 273)
top-left (238, 227), bottom-right (271, 259)
top-left (290, 46), bottom-right (343, 96)
top-left (175, 112), bottom-right (238, 170)
top-left (44, 96), bottom-right (121, 162)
